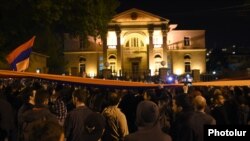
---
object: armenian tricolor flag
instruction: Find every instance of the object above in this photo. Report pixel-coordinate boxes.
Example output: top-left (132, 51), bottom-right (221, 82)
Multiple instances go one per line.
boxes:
top-left (6, 36), bottom-right (36, 71)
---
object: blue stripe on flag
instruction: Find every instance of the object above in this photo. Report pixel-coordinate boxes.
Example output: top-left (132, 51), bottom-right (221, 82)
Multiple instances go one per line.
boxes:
top-left (10, 48), bottom-right (32, 70)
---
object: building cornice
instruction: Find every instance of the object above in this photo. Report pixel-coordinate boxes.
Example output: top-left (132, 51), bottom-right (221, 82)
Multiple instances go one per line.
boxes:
top-left (64, 51), bottom-right (103, 55)
top-left (112, 8), bottom-right (169, 22)
top-left (169, 49), bottom-right (206, 52)
top-left (31, 52), bottom-right (49, 58)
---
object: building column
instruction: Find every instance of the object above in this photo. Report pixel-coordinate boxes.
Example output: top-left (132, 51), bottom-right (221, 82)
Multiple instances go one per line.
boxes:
top-left (148, 24), bottom-right (154, 75)
top-left (115, 25), bottom-right (122, 76)
top-left (162, 24), bottom-right (168, 68)
top-left (103, 36), bottom-right (108, 65)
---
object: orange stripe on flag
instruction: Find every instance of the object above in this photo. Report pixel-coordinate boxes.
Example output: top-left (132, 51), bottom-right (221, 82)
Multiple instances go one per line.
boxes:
top-left (6, 36), bottom-right (36, 64)
top-left (16, 58), bottom-right (30, 72)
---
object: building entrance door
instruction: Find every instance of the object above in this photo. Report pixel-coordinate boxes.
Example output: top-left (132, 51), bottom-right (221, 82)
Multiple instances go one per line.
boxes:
top-left (132, 62), bottom-right (139, 81)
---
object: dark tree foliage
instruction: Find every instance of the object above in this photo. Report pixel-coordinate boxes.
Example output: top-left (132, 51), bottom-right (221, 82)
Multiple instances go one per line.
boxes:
top-left (61, 0), bottom-right (119, 41)
top-left (0, 0), bottom-right (119, 74)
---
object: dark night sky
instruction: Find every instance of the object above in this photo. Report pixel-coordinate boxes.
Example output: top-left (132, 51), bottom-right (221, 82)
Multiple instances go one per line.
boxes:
top-left (117, 0), bottom-right (250, 48)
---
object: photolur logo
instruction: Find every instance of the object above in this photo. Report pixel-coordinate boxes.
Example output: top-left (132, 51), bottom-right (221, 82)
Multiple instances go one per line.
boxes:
top-left (208, 129), bottom-right (247, 136)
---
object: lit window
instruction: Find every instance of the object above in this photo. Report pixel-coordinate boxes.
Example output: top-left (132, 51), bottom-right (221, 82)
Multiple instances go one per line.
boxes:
top-left (184, 37), bottom-right (190, 46)
top-left (140, 41), bottom-right (144, 47)
top-left (132, 37), bottom-right (139, 47)
top-left (125, 41), bottom-right (129, 47)
top-left (79, 57), bottom-right (86, 62)
top-left (184, 55), bottom-right (191, 73)
top-left (153, 30), bottom-right (162, 48)
top-left (108, 45), bottom-right (116, 49)
top-left (107, 31), bottom-right (117, 47)
top-left (125, 37), bottom-right (144, 47)
top-left (185, 62), bottom-right (191, 73)
top-left (110, 62), bottom-right (116, 74)
top-left (154, 54), bottom-right (162, 59)
top-left (79, 63), bottom-right (86, 74)
top-left (108, 55), bottom-right (116, 60)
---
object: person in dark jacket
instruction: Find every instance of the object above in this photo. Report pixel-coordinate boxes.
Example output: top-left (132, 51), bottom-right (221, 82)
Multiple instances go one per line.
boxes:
top-left (64, 88), bottom-right (93, 141)
top-left (211, 93), bottom-right (230, 124)
top-left (17, 87), bottom-right (36, 141)
top-left (124, 100), bottom-right (172, 141)
top-left (177, 95), bottom-right (216, 141)
top-left (0, 94), bottom-right (16, 141)
top-left (22, 89), bottom-right (57, 141)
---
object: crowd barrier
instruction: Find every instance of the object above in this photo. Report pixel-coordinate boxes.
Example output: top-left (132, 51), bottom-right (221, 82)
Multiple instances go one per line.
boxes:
top-left (0, 70), bottom-right (249, 87)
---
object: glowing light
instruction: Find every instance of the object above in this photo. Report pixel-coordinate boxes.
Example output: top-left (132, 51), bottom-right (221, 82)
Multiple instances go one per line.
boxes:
top-left (154, 44), bottom-right (162, 48)
top-left (222, 48), bottom-right (227, 52)
top-left (167, 76), bottom-right (173, 82)
top-left (187, 78), bottom-right (193, 82)
top-left (121, 37), bottom-right (124, 45)
top-left (89, 72), bottom-right (95, 78)
top-left (145, 37), bottom-right (149, 45)
top-left (36, 69), bottom-right (40, 74)
top-left (153, 30), bottom-right (162, 47)
top-left (212, 71), bottom-right (216, 75)
top-left (175, 69), bottom-right (182, 75)
top-left (108, 45), bottom-right (116, 49)
top-left (107, 31), bottom-right (117, 46)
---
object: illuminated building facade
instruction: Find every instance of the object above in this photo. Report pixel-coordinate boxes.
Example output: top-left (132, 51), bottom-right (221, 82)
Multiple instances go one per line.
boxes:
top-left (64, 8), bottom-right (206, 79)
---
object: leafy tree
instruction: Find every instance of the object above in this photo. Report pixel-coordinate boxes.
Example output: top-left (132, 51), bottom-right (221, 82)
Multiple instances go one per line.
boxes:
top-left (61, 0), bottom-right (119, 41)
top-left (0, 0), bottom-right (120, 73)
top-left (87, 0), bottom-right (119, 40)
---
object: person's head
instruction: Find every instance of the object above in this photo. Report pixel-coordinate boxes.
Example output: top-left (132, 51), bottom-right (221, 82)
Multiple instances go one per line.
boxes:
top-left (72, 89), bottom-right (88, 105)
top-left (28, 120), bottom-right (64, 141)
top-left (108, 91), bottom-right (121, 106)
top-left (213, 88), bottom-right (222, 96)
top-left (50, 88), bottom-right (61, 103)
top-left (192, 89), bottom-right (202, 98)
top-left (193, 95), bottom-right (207, 112)
top-left (35, 89), bottom-right (49, 107)
top-left (21, 87), bottom-right (36, 105)
top-left (136, 100), bottom-right (159, 127)
top-left (175, 94), bottom-right (193, 111)
top-left (213, 94), bottom-right (225, 105)
top-left (84, 112), bottom-right (106, 141)
top-left (145, 89), bottom-right (155, 100)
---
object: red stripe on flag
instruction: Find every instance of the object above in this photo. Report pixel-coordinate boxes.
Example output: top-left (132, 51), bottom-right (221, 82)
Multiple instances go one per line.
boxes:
top-left (6, 36), bottom-right (36, 64)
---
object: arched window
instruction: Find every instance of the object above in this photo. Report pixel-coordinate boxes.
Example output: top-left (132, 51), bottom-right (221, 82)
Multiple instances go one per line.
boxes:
top-left (108, 55), bottom-right (116, 60)
top-left (154, 55), bottom-right (162, 59)
top-left (79, 57), bottom-right (86, 62)
top-left (184, 55), bottom-right (191, 60)
top-left (154, 54), bottom-right (162, 75)
top-left (125, 37), bottom-right (145, 47)
top-left (108, 55), bottom-right (117, 75)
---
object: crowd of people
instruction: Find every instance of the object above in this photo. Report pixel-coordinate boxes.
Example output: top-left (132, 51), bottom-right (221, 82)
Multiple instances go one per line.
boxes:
top-left (0, 78), bottom-right (250, 141)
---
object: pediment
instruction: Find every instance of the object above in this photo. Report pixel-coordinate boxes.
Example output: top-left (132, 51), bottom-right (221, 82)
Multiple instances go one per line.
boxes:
top-left (111, 8), bottom-right (169, 23)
